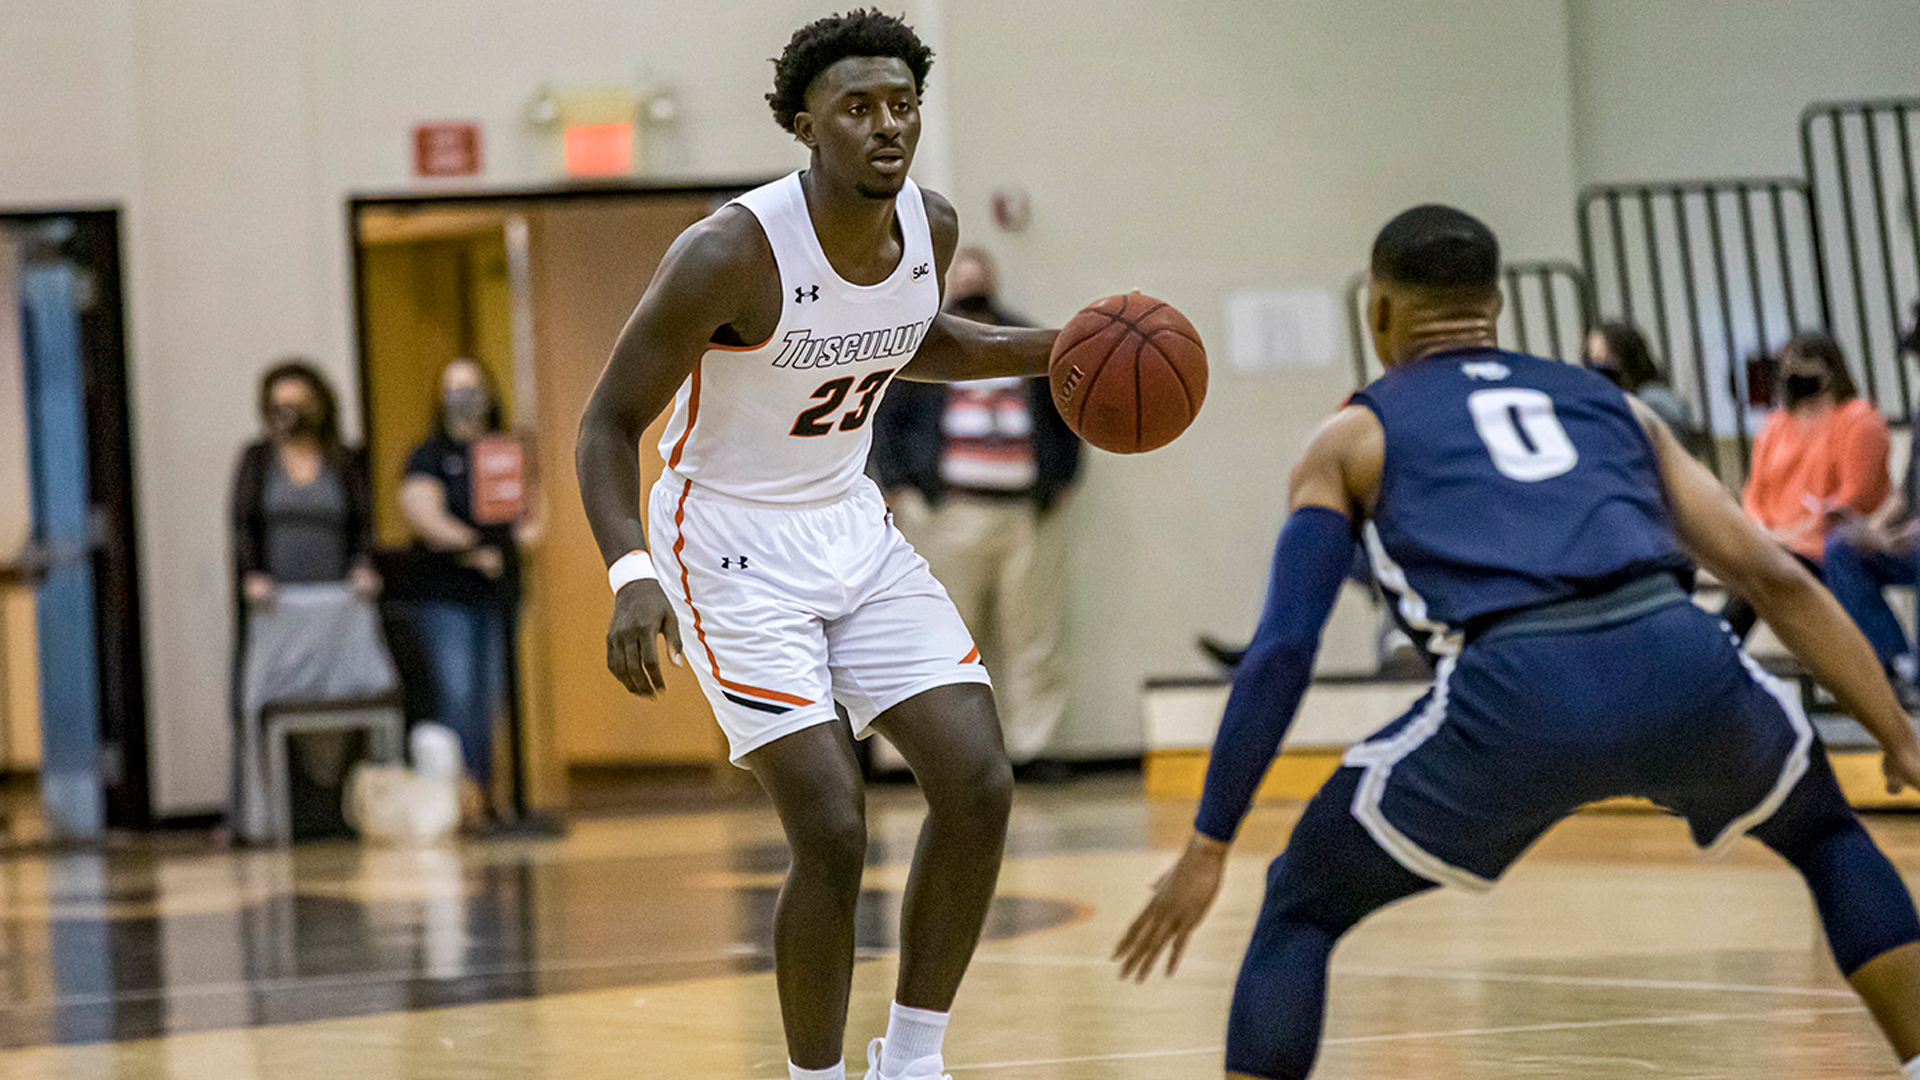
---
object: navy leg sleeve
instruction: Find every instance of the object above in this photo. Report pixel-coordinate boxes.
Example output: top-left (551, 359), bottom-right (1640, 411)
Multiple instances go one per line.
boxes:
top-left (1227, 768), bottom-right (1435, 1079)
top-left (1751, 751), bottom-right (1920, 975)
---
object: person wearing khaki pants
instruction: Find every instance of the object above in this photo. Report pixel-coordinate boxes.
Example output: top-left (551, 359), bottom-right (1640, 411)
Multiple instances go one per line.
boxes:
top-left (871, 247), bottom-right (1082, 777)
top-left (888, 486), bottom-right (1070, 767)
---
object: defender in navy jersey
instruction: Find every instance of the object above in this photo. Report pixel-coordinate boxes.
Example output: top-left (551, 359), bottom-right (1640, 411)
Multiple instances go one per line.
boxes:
top-left (1115, 206), bottom-right (1920, 1080)
top-left (1355, 347), bottom-right (1691, 650)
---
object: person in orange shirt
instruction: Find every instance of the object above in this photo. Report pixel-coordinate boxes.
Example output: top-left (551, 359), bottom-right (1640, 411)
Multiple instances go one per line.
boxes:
top-left (1724, 332), bottom-right (1890, 641)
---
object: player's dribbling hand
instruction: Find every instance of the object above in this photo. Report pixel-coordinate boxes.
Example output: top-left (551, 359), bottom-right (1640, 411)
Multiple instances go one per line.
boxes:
top-left (1113, 832), bottom-right (1228, 982)
top-left (607, 578), bottom-right (684, 698)
top-left (1883, 740), bottom-right (1920, 796)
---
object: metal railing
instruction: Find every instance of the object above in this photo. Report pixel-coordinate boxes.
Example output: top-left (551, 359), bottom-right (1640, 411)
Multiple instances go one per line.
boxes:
top-left (1577, 179), bottom-right (1822, 477)
top-left (1802, 99), bottom-right (1920, 424)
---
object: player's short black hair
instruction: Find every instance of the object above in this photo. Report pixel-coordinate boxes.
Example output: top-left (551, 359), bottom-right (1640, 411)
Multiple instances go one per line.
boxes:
top-left (1371, 204), bottom-right (1501, 295)
top-left (767, 9), bottom-right (934, 134)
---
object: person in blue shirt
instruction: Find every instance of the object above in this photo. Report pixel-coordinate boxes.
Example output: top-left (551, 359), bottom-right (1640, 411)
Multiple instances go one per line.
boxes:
top-left (1113, 205), bottom-right (1920, 1080)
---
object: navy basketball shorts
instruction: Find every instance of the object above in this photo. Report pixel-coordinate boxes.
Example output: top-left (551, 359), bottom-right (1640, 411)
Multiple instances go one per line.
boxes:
top-left (1341, 598), bottom-right (1814, 891)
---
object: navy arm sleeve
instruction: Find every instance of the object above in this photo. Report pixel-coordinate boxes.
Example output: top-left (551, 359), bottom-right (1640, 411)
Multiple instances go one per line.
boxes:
top-left (1193, 505), bottom-right (1357, 843)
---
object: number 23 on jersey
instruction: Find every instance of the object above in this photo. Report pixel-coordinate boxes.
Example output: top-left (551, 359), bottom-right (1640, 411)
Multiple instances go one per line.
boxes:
top-left (791, 369), bottom-right (895, 438)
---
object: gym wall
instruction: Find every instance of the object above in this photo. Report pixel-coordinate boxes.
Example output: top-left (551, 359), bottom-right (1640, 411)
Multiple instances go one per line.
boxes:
top-left (0, 1), bottom-right (1914, 807)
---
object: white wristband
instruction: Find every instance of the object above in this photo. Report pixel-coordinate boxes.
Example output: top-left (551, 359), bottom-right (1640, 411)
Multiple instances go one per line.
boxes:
top-left (608, 550), bottom-right (658, 594)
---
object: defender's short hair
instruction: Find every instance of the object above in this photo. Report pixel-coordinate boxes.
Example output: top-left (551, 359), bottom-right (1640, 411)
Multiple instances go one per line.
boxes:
top-left (767, 10), bottom-right (934, 134)
top-left (1371, 205), bottom-right (1500, 295)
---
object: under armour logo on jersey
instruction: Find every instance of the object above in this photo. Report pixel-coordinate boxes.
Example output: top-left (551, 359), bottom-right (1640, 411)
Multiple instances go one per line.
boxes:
top-left (1461, 360), bottom-right (1512, 382)
top-left (912, 263), bottom-right (930, 280)
top-left (721, 555), bottom-right (750, 570)
top-left (795, 285), bottom-right (819, 303)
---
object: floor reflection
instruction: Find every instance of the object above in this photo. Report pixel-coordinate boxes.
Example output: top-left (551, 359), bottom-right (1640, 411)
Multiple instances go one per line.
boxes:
top-left (0, 801), bottom-right (1093, 1048)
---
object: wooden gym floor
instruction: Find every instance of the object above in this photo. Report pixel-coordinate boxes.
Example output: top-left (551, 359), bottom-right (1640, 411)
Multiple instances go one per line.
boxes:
top-left (0, 776), bottom-right (1916, 1079)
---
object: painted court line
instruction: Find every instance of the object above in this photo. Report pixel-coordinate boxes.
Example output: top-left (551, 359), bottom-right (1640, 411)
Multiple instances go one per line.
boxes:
top-left (936, 1005), bottom-right (1865, 1073)
top-left (1318, 1005), bottom-right (1864, 1046)
top-left (1333, 964), bottom-right (1860, 999)
top-left (968, 951), bottom-right (1857, 998)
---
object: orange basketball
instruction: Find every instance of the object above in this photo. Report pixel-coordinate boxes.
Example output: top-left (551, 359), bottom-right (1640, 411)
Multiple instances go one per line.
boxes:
top-left (1049, 291), bottom-right (1207, 454)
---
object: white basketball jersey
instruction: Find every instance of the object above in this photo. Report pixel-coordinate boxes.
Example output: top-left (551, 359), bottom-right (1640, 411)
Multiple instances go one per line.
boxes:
top-left (656, 171), bottom-right (940, 504)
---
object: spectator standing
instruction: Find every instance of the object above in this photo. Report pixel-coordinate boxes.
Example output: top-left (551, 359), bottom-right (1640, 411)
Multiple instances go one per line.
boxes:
top-left (1724, 332), bottom-right (1890, 640)
top-left (233, 360), bottom-right (378, 603)
top-left (227, 359), bottom-right (381, 842)
top-left (871, 247), bottom-right (1081, 777)
top-left (396, 358), bottom-right (541, 828)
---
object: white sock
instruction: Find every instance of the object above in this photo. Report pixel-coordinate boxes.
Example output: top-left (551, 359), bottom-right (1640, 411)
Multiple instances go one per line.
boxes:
top-left (879, 1001), bottom-right (950, 1074)
top-left (789, 1061), bottom-right (844, 1080)
top-left (1903, 1056), bottom-right (1919, 1080)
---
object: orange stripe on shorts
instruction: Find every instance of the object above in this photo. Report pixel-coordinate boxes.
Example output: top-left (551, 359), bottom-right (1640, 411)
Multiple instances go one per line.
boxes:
top-left (671, 478), bottom-right (815, 709)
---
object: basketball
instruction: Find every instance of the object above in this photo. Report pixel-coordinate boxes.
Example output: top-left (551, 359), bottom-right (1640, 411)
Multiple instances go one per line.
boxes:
top-left (1049, 291), bottom-right (1208, 454)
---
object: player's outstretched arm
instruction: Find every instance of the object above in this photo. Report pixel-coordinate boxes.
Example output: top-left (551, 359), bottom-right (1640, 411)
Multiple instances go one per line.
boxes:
top-left (1115, 407), bottom-right (1379, 981)
top-left (902, 312), bottom-right (1059, 382)
top-left (576, 209), bottom-right (769, 697)
top-left (1634, 399), bottom-right (1920, 792)
top-left (896, 188), bottom-right (1058, 382)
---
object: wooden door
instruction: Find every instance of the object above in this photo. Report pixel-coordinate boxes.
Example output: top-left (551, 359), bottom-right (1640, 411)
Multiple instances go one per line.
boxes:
top-left (524, 197), bottom-right (733, 765)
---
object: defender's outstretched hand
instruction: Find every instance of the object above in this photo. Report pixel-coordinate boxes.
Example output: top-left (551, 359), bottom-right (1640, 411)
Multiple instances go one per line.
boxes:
top-left (1114, 833), bottom-right (1227, 982)
top-left (607, 579), bottom-right (684, 697)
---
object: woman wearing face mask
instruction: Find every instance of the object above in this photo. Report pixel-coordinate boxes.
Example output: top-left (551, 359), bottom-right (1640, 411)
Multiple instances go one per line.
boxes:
top-left (396, 358), bottom-right (542, 829)
top-left (1584, 322), bottom-right (1701, 447)
top-left (1721, 332), bottom-right (1890, 641)
top-left (231, 360), bottom-right (378, 608)
top-left (228, 359), bottom-right (379, 843)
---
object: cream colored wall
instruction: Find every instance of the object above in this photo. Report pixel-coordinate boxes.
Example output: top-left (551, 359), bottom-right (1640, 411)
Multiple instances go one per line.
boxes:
top-left (0, 1), bottom-right (839, 813)
top-left (939, 0), bottom-right (1582, 754)
top-left (126, 1), bottom-right (336, 815)
top-left (6, 1), bottom-right (1902, 803)
top-left (0, 2), bottom-right (143, 207)
top-left (0, 0), bottom-right (1581, 800)
top-left (1569, 0), bottom-right (1920, 183)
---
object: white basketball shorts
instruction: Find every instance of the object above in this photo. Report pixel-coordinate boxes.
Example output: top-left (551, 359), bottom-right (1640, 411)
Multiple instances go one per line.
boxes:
top-left (647, 472), bottom-right (991, 763)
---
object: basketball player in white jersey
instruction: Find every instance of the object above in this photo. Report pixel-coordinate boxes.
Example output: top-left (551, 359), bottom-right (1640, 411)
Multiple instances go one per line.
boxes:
top-left (575, 13), bottom-right (1064, 1080)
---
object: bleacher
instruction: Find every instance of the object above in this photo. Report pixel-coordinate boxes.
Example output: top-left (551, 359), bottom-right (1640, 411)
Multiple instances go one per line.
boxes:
top-left (1145, 96), bottom-right (1920, 814)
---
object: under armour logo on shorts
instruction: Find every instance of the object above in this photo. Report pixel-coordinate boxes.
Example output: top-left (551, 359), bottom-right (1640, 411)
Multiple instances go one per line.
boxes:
top-left (721, 555), bottom-right (750, 570)
top-left (795, 285), bottom-right (819, 303)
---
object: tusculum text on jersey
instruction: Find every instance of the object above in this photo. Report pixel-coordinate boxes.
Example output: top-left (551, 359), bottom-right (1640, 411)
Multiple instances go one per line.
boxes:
top-left (770, 316), bottom-right (936, 370)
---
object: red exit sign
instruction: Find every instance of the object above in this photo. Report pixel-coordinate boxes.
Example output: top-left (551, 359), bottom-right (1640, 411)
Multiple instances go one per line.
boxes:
top-left (413, 122), bottom-right (483, 178)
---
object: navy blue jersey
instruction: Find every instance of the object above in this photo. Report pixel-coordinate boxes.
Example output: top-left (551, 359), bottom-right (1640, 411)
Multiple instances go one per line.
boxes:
top-left (1350, 348), bottom-right (1687, 647)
